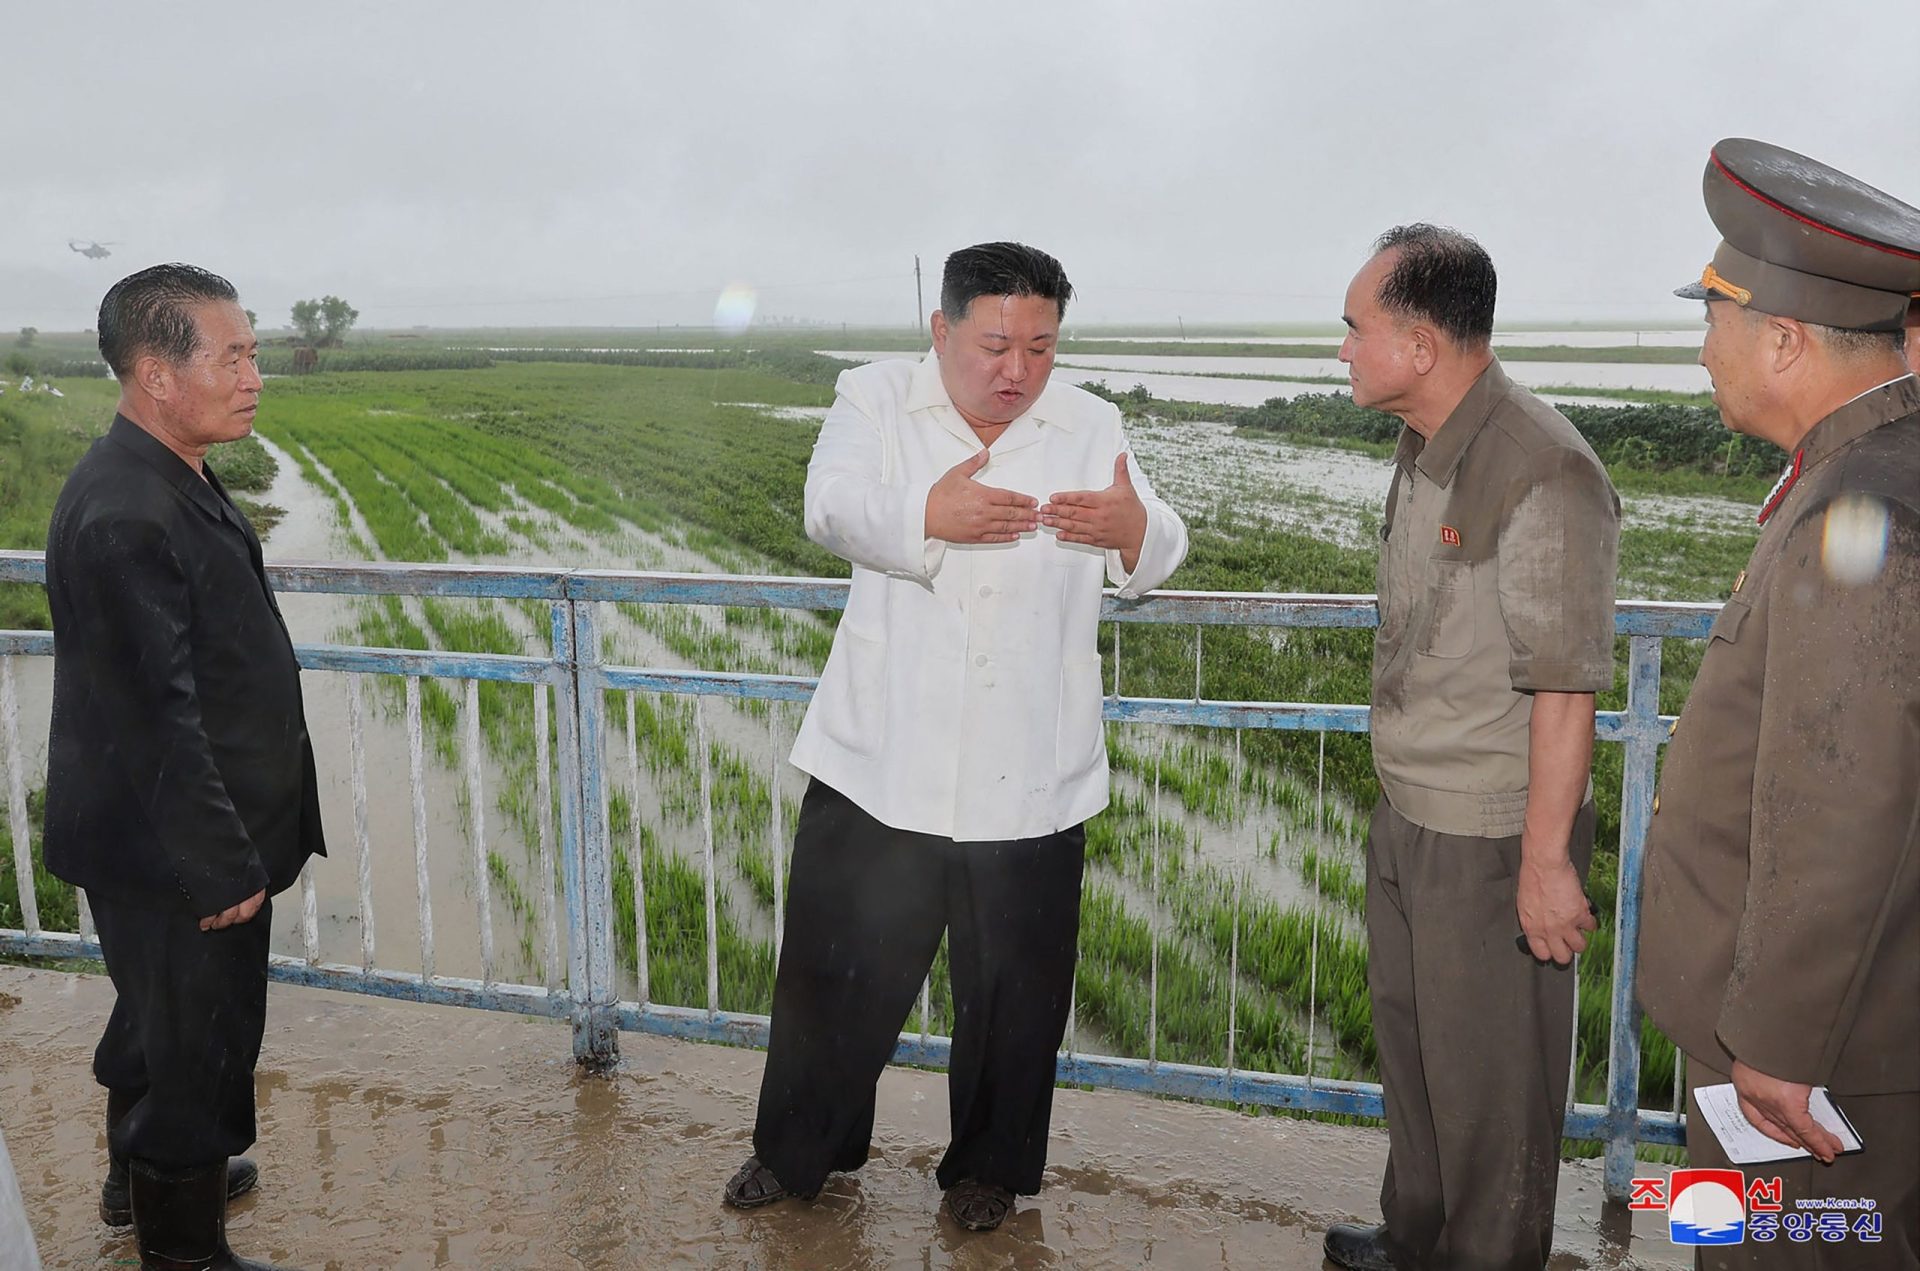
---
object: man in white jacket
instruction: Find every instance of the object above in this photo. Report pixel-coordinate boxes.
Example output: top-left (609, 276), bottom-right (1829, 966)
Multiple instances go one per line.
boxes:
top-left (723, 242), bottom-right (1188, 1231)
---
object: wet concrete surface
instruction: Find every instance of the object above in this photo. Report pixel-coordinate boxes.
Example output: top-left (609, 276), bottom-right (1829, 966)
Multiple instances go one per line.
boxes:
top-left (0, 967), bottom-right (1685, 1269)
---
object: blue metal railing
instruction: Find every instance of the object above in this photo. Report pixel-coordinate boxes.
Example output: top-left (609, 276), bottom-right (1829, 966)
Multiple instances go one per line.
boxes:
top-left (0, 551), bottom-right (1714, 1202)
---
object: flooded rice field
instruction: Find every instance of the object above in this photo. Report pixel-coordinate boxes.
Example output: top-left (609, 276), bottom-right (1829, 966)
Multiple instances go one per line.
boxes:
top-left (820, 350), bottom-right (1707, 405)
top-left (1125, 418), bottom-right (1754, 545)
top-left (5, 365), bottom-right (1746, 1030)
top-left (1055, 353), bottom-right (1708, 396)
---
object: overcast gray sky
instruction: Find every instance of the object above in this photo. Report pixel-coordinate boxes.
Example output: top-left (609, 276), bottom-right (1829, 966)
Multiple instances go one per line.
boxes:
top-left (4, 1), bottom-right (1915, 333)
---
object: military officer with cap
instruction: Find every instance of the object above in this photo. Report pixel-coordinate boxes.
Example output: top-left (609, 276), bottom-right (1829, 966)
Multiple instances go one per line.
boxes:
top-left (1639, 138), bottom-right (1920, 1268)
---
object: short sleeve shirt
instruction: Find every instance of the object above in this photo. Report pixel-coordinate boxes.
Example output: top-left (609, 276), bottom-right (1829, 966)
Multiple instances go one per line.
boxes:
top-left (1371, 360), bottom-right (1621, 837)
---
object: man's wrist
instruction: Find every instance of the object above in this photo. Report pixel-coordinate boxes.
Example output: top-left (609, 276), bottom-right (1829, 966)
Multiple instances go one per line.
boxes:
top-left (1518, 833), bottom-right (1571, 866)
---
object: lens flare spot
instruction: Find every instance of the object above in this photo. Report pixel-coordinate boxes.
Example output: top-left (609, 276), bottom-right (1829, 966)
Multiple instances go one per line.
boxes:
top-left (1821, 493), bottom-right (1889, 586)
top-left (713, 284), bottom-right (757, 336)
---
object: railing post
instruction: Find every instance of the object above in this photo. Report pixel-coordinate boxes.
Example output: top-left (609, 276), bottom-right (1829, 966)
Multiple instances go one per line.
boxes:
top-left (1604, 634), bottom-right (1664, 1199)
top-left (554, 591), bottom-right (618, 1067)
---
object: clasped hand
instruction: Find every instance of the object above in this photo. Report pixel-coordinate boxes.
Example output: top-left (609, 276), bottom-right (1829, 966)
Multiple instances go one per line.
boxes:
top-left (1515, 854), bottom-right (1597, 965)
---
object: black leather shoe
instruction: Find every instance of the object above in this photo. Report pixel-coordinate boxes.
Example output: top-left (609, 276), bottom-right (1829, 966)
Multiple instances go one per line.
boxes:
top-left (1323, 1221), bottom-right (1397, 1271)
top-left (101, 1089), bottom-right (257, 1227)
top-left (129, 1159), bottom-right (295, 1270)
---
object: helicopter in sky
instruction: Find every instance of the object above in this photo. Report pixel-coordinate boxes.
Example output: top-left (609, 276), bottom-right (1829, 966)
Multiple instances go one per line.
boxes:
top-left (68, 239), bottom-right (118, 260)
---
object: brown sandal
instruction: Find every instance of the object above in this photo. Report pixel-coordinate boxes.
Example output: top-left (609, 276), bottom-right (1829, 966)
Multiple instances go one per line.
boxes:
top-left (722, 1156), bottom-right (789, 1209)
top-left (944, 1179), bottom-right (1014, 1231)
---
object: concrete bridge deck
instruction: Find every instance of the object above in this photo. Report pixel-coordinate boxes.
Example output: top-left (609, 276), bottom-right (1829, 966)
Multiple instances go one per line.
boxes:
top-left (0, 965), bottom-right (1683, 1270)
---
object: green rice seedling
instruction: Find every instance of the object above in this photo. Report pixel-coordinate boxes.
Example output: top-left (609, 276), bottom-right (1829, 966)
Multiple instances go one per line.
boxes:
top-left (611, 824), bottom-right (776, 1015)
top-left (0, 789), bottom-right (77, 933)
top-left (376, 425), bottom-right (513, 512)
top-left (1075, 884), bottom-right (1304, 1074)
top-left (1296, 846), bottom-right (1366, 916)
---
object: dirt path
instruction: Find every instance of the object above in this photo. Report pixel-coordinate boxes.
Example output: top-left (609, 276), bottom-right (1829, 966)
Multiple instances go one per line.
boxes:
top-left (0, 966), bottom-right (1683, 1270)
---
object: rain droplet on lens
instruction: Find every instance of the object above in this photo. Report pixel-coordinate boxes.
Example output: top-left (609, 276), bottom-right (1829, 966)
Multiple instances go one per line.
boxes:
top-left (713, 284), bottom-right (757, 337)
top-left (1821, 494), bottom-right (1889, 586)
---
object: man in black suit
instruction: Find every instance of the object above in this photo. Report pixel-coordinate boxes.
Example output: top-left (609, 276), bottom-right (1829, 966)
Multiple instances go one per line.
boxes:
top-left (45, 263), bottom-right (323, 1271)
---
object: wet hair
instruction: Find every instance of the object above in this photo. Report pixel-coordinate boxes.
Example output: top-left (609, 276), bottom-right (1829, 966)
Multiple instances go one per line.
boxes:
top-left (940, 242), bottom-right (1074, 323)
top-left (1369, 224), bottom-right (1497, 348)
top-left (97, 263), bottom-right (239, 378)
top-left (1808, 322), bottom-right (1903, 359)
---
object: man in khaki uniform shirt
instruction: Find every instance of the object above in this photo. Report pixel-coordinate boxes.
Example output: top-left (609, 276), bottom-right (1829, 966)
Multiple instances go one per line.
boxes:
top-left (1639, 139), bottom-right (1920, 1269)
top-left (1322, 225), bottom-right (1621, 1271)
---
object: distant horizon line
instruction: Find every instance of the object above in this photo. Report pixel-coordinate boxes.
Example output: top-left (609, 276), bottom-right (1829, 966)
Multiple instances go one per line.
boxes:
top-left (11, 318), bottom-right (1707, 338)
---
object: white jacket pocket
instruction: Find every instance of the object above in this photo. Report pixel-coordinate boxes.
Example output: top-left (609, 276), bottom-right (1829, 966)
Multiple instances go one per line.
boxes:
top-left (1056, 652), bottom-right (1107, 779)
top-left (814, 624), bottom-right (889, 756)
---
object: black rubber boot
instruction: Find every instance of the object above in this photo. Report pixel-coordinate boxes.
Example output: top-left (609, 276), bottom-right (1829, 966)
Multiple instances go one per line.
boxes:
top-left (101, 1090), bottom-right (258, 1227)
top-left (129, 1159), bottom-right (293, 1271)
top-left (1322, 1221), bottom-right (1398, 1271)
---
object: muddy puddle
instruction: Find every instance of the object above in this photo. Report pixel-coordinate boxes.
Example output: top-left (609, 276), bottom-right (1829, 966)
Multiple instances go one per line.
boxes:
top-left (0, 966), bottom-right (1687, 1270)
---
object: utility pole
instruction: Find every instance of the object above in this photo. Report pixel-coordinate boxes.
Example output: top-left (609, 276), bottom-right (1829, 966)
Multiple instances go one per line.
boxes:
top-left (914, 255), bottom-right (925, 334)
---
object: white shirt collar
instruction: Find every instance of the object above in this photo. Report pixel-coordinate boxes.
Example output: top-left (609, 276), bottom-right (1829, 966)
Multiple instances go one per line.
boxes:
top-left (1839, 371), bottom-right (1918, 410)
top-left (904, 349), bottom-right (1073, 431)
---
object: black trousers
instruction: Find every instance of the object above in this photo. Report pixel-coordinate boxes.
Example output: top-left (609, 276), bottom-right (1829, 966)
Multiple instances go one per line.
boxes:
top-left (752, 780), bottom-right (1085, 1198)
top-left (89, 892), bottom-right (272, 1170)
top-left (1366, 798), bottom-right (1595, 1271)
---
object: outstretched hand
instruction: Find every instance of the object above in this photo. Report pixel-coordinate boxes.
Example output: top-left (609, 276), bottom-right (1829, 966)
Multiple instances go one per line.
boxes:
top-left (925, 450), bottom-right (1039, 545)
top-left (1042, 454), bottom-right (1148, 566)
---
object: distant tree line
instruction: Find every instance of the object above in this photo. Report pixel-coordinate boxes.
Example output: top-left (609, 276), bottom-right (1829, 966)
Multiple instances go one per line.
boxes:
top-left (1085, 383), bottom-right (1783, 483)
top-left (290, 296), bottom-right (360, 347)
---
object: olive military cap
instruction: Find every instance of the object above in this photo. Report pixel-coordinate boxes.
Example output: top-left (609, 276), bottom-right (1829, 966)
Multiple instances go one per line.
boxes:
top-left (1676, 138), bottom-right (1920, 331)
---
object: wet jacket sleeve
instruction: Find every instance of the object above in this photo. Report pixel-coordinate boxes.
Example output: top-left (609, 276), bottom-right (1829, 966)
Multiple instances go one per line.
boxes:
top-left (64, 513), bottom-right (269, 916)
top-left (1717, 505), bottom-right (1920, 1083)
top-left (803, 369), bottom-right (946, 582)
top-left (1105, 420), bottom-right (1188, 597)
top-left (1495, 445), bottom-right (1620, 692)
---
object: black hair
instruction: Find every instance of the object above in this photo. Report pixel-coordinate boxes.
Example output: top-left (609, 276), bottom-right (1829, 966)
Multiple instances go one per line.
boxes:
top-left (1369, 224), bottom-right (1496, 348)
top-left (97, 263), bottom-right (240, 378)
top-left (940, 242), bottom-right (1074, 323)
